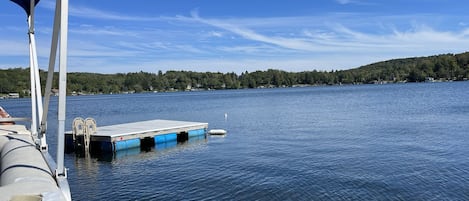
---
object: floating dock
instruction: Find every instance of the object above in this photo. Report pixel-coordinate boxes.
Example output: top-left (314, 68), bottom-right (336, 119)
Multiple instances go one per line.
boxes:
top-left (65, 119), bottom-right (208, 153)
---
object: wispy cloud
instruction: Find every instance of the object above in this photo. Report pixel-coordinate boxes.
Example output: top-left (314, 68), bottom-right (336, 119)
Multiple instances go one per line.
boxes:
top-left (335, 0), bottom-right (371, 6)
top-left (0, 40), bottom-right (29, 56)
top-left (71, 25), bottom-right (139, 37)
top-left (40, 0), bottom-right (159, 21)
top-left (179, 10), bottom-right (469, 54)
top-left (186, 10), bottom-right (317, 51)
top-left (336, 0), bottom-right (353, 5)
top-left (64, 9), bottom-right (469, 72)
top-left (69, 6), bottom-right (153, 21)
top-left (208, 31), bottom-right (223, 38)
top-left (12, 1), bottom-right (469, 73)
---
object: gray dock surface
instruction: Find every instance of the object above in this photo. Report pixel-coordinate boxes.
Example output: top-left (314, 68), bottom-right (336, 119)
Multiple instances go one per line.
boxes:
top-left (95, 119), bottom-right (208, 139)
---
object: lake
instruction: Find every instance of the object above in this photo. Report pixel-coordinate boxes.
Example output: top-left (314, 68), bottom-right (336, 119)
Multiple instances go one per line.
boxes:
top-left (2, 82), bottom-right (469, 200)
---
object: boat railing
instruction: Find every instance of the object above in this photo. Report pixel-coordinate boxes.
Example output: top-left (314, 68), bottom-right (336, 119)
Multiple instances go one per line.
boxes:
top-left (0, 117), bottom-right (31, 123)
top-left (2, 0), bottom-right (72, 200)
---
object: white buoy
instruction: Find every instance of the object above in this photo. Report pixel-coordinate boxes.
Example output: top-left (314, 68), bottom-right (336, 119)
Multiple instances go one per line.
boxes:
top-left (208, 129), bottom-right (227, 135)
top-left (224, 113), bottom-right (228, 121)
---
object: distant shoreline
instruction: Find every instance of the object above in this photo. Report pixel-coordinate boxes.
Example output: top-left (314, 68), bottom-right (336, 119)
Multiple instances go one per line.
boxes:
top-left (1, 79), bottom-right (465, 99)
top-left (1, 51), bottom-right (469, 98)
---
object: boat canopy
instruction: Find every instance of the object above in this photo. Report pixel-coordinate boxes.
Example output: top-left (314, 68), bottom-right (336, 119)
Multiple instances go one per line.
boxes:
top-left (10, 0), bottom-right (40, 15)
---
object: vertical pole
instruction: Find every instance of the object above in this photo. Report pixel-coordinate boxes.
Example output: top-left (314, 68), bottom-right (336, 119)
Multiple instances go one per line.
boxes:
top-left (41, 0), bottom-right (61, 150)
top-left (56, 0), bottom-right (68, 177)
top-left (28, 1), bottom-right (37, 136)
top-left (33, 46), bottom-right (43, 120)
top-left (31, 24), bottom-right (43, 137)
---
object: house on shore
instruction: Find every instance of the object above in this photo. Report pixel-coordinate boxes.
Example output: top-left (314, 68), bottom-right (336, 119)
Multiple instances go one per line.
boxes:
top-left (7, 93), bottom-right (19, 98)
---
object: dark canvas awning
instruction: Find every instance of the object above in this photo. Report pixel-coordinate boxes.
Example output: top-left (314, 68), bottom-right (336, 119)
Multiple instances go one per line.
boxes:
top-left (10, 0), bottom-right (40, 16)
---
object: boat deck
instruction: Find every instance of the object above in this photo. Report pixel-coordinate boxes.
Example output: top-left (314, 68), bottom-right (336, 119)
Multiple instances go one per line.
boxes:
top-left (0, 125), bottom-right (68, 200)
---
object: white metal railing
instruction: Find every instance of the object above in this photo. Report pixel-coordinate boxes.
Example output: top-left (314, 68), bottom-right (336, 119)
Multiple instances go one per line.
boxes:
top-left (11, 0), bottom-right (71, 200)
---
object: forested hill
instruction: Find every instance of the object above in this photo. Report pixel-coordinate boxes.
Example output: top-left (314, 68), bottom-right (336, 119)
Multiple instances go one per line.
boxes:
top-left (349, 52), bottom-right (469, 83)
top-left (1, 52), bottom-right (469, 96)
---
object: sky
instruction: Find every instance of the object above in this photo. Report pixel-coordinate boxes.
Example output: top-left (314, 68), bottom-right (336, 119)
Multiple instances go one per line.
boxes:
top-left (1, 0), bottom-right (469, 74)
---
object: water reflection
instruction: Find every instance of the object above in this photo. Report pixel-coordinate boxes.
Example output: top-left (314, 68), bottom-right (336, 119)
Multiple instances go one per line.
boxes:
top-left (155, 139), bottom-right (177, 150)
top-left (71, 135), bottom-right (208, 163)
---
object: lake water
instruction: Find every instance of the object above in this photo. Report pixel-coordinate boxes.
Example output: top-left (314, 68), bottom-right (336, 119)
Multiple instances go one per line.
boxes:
top-left (2, 82), bottom-right (469, 200)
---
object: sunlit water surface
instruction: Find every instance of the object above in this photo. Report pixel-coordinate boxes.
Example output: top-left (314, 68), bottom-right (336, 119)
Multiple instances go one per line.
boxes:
top-left (2, 82), bottom-right (469, 200)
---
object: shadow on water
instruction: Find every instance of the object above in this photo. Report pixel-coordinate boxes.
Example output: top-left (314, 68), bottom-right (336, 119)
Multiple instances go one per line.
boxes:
top-left (71, 135), bottom-right (208, 162)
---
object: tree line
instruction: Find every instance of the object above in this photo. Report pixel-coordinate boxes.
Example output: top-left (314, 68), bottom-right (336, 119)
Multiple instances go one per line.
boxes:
top-left (1, 52), bottom-right (469, 97)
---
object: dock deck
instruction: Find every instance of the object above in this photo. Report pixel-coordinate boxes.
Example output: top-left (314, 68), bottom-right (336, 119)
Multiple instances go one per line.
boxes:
top-left (65, 119), bottom-right (208, 153)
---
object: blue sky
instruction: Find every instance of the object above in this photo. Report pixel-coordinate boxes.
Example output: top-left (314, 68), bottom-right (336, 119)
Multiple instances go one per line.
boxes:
top-left (1, 0), bottom-right (469, 73)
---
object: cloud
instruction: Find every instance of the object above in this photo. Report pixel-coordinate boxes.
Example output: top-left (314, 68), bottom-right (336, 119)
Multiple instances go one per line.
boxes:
top-left (335, 0), bottom-right (371, 6)
top-left (66, 10), bottom-right (469, 73)
top-left (18, 2), bottom-right (469, 73)
top-left (40, 0), bottom-right (159, 21)
top-left (209, 31), bottom-right (223, 38)
top-left (71, 25), bottom-right (139, 37)
top-left (69, 6), bottom-right (152, 21)
top-left (218, 44), bottom-right (287, 54)
top-left (336, 0), bottom-right (353, 4)
top-left (182, 11), bottom-right (469, 54)
top-left (187, 10), bottom-right (317, 52)
top-left (0, 40), bottom-right (29, 56)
